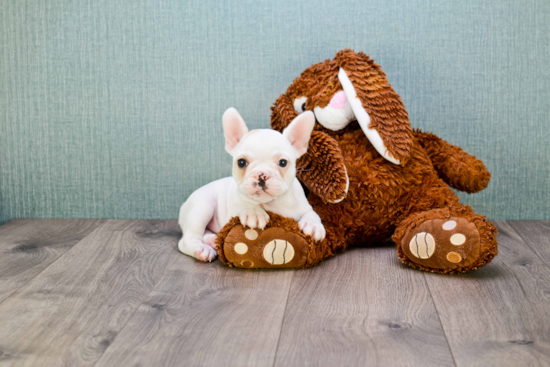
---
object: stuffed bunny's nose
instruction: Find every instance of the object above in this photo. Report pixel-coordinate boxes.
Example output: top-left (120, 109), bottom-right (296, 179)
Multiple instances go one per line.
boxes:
top-left (329, 91), bottom-right (348, 109)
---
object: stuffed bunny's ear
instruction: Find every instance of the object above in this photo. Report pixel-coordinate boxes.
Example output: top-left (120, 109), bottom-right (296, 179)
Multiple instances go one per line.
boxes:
top-left (335, 50), bottom-right (413, 165)
top-left (222, 107), bottom-right (249, 154)
top-left (283, 111), bottom-right (315, 158)
top-left (338, 68), bottom-right (402, 165)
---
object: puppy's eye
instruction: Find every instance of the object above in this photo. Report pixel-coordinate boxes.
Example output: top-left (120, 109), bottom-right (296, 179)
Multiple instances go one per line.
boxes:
top-left (237, 159), bottom-right (248, 168)
top-left (293, 96), bottom-right (308, 114)
top-left (278, 159), bottom-right (288, 168)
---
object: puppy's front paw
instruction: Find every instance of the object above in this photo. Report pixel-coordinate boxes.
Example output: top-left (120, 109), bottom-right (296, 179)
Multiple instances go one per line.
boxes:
top-left (238, 207), bottom-right (270, 229)
top-left (298, 218), bottom-right (326, 241)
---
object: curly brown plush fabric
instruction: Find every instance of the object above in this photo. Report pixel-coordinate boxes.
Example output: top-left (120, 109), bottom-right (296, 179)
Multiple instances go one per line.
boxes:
top-left (413, 129), bottom-right (491, 193)
top-left (266, 49), bottom-right (498, 274)
top-left (295, 131), bottom-right (348, 204)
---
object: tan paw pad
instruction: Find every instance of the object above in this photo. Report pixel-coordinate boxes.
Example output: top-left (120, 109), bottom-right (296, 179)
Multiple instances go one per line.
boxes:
top-left (241, 260), bottom-right (254, 268)
top-left (245, 229), bottom-right (258, 240)
top-left (263, 240), bottom-right (295, 265)
top-left (450, 233), bottom-right (466, 245)
top-left (234, 242), bottom-right (248, 254)
top-left (442, 220), bottom-right (457, 230)
top-left (409, 232), bottom-right (435, 259)
top-left (446, 252), bottom-right (462, 263)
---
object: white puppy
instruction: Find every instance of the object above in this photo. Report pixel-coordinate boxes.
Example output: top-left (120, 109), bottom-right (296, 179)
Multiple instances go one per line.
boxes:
top-left (178, 108), bottom-right (326, 262)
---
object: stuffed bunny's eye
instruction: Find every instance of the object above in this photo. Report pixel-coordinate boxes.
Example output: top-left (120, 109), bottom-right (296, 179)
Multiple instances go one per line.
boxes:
top-left (293, 96), bottom-right (308, 114)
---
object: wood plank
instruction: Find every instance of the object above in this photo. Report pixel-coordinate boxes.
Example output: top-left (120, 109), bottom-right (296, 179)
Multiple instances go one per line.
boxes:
top-left (0, 219), bottom-right (180, 367)
top-left (508, 220), bottom-right (550, 267)
top-left (0, 219), bottom-right (105, 303)
top-left (424, 221), bottom-right (550, 366)
top-left (95, 256), bottom-right (294, 367)
top-left (273, 246), bottom-right (455, 367)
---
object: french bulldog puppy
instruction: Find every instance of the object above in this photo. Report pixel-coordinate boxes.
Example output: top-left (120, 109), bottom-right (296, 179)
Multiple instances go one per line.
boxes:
top-left (178, 108), bottom-right (326, 262)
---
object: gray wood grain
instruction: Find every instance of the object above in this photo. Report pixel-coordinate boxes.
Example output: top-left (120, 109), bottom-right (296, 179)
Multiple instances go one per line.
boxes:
top-left (0, 219), bottom-right (105, 303)
top-left (95, 257), bottom-right (294, 367)
top-left (508, 220), bottom-right (550, 267)
top-left (273, 246), bottom-right (455, 367)
top-left (1, 219), bottom-right (549, 367)
top-left (0, 219), bottom-right (180, 367)
top-left (424, 221), bottom-right (550, 367)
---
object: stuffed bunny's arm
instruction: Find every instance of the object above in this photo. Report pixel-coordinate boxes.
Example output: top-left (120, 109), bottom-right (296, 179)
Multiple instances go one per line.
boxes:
top-left (414, 129), bottom-right (490, 193)
top-left (298, 131), bottom-right (349, 204)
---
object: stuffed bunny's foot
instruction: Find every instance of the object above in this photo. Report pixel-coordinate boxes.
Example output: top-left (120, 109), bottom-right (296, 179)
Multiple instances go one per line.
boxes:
top-left (399, 217), bottom-right (482, 272)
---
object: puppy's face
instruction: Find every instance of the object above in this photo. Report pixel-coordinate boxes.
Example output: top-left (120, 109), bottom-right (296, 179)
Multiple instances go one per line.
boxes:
top-left (232, 130), bottom-right (295, 203)
top-left (223, 108), bottom-right (315, 204)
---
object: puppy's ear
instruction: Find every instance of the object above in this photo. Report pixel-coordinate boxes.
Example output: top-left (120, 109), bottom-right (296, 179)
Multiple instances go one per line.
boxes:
top-left (335, 50), bottom-right (413, 165)
top-left (283, 111), bottom-right (315, 158)
top-left (222, 108), bottom-right (249, 154)
top-left (271, 94), bottom-right (299, 133)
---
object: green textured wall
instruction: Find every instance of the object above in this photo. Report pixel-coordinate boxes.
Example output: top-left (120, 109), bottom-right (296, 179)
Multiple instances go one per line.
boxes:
top-left (1, 0), bottom-right (549, 224)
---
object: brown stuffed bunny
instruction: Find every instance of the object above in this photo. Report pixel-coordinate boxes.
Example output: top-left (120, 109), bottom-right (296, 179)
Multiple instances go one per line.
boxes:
top-left (217, 49), bottom-right (497, 274)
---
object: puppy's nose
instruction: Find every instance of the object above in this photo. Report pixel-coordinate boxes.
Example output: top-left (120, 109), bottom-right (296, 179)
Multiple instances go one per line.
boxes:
top-left (258, 173), bottom-right (268, 188)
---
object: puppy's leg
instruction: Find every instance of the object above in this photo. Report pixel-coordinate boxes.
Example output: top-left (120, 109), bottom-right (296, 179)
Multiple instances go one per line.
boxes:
top-left (298, 210), bottom-right (326, 241)
top-left (178, 202), bottom-right (218, 262)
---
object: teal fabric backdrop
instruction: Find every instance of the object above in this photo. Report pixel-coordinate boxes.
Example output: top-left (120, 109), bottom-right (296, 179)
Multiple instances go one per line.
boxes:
top-left (1, 0), bottom-right (549, 224)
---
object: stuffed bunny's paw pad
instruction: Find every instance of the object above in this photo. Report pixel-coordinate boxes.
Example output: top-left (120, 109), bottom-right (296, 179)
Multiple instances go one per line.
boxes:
top-left (220, 225), bottom-right (310, 268)
top-left (401, 217), bottom-right (481, 270)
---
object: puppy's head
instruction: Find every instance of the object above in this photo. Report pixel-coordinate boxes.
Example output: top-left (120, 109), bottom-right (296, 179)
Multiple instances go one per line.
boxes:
top-left (271, 49), bottom-right (413, 165)
top-left (223, 107), bottom-right (315, 204)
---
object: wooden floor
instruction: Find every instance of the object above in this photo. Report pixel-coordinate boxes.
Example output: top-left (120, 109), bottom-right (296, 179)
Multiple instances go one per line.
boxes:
top-left (0, 220), bottom-right (548, 367)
